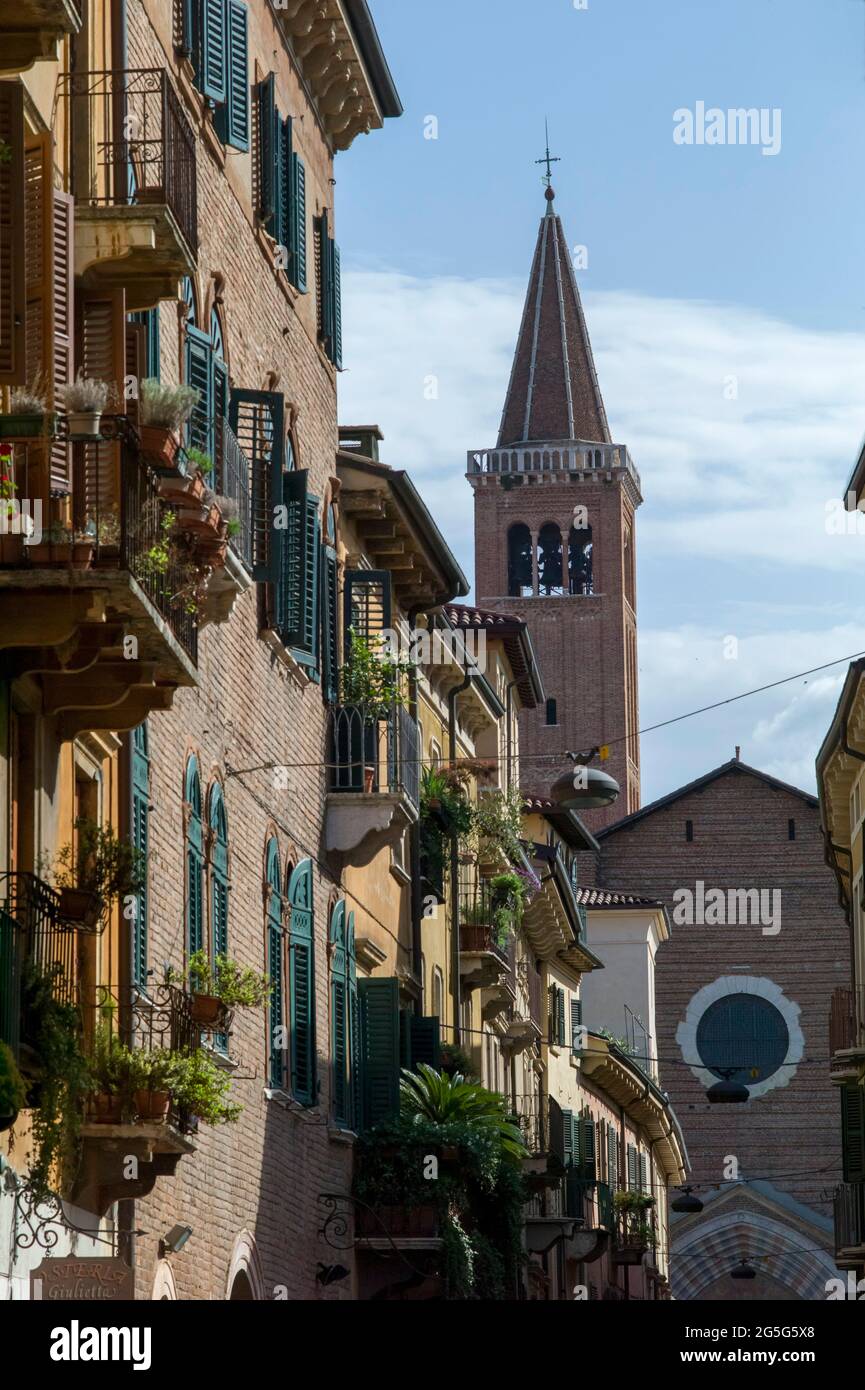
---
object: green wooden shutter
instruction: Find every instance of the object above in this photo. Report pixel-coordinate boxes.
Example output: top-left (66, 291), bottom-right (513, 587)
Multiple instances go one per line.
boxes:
top-left (214, 0), bottom-right (249, 150)
top-left (291, 154), bottom-right (307, 292)
top-left (229, 388), bottom-right (285, 585)
top-left (265, 839), bottom-right (283, 1088)
top-left (198, 0), bottom-right (227, 103)
top-left (332, 242), bottom-right (342, 369)
top-left (319, 210), bottom-right (333, 351)
top-left (347, 911), bottom-right (359, 1130)
top-left (185, 323), bottom-right (214, 457)
top-left (625, 1143), bottom-right (636, 1191)
top-left (570, 996), bottom-right (583, 1053)
top-left (321, 545), bottom-right (339, 704)
top-left (582, 1115), bottom-right (597, 1180)
top-left (288, 858), bottom-right (315, 1105)
top-left (131, 724), bottom-right (149, 990)
top-left (547, 984), bottom-right (557, 1045)
top-left (358, 976), bottom-right (401, 1128)
top-left (185, 759), bottom-right (203, 955)
top-left (129, 308), bottom-right (160, 380)
top-left (562, 1108), bottom-right (574, 1169)
top-left (0, 82), bottom-right (26, 386)
top-left (608, 1126), bottom-right (619, 1188)
top-left (278, 115), bottom-right (293, 257)
top-left (258, 74), bottom-right (278, 234)
top-left (278, 470), bottom-right (320, 668)
top-left (410, 1015), bottom-right (441, 1070)
top-left (639, 1152), bottom-right (648, 1194)
top-left (841, 1082), bottom-right (865, 1182)
top-left (557, 987), bottom-right (566, 1046)
top-left (330, 900), bottom-right (348, 1124)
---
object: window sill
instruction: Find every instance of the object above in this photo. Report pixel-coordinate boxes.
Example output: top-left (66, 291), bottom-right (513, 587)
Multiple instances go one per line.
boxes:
top-left (389, 861), bottom-right (411, 887)
top-left (264, 1088), bottom-right (320, 1117)
top-left (328, 1125), bottom-right (357, 1146)
top-left (204, 1044), bottom-right (238, 1073)
top-left (260, 628), bottom-right (314, 688)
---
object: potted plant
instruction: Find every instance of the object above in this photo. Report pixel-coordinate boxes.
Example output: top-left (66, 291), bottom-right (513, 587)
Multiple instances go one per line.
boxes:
top-left (0, 1041), bottom-right (27, 1132)
top-left (61, 374), bottom-right (112, 440)
top-left (53, 817), bottom-right (146, 932)
top-left (26, 521), bottom-right (94, 569)
top-left (166, 1047), bottom-right (242, 1126)
top-left (0, 381), bottom-right (59, 440)
top-left (179, 949), bottom-right (271, 1028)
top-left (130, 1049), bottom-right (174, 1122)
top-left (139, 379), bottom-right (198, 471)
top-left (87, 1024), bottom-right (131, 1123)
top-left (21, 961), bottom-right (93, 1197)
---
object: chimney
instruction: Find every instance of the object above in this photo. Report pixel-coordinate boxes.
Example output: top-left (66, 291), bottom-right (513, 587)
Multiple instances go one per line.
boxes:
top-left (735, 746), bottom-right (741, 761)
top-left (338, 425), bottom-right (384, 462)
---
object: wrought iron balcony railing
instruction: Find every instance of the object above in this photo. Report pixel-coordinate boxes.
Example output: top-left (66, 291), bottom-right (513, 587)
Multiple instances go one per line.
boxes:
top-left (512, 1092), bottom-right (566, 1168)
top-left (328, 704), bottom-right (420, 806)
top-left (217, 420), bottom-right (253, 571)
top-left (57, 68), bottom-right (198, 255)
top-left (0, 872), bottom-right (83, 1058)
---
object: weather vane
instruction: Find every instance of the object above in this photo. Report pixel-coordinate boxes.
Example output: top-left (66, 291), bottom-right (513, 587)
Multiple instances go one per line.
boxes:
top-left (535, 119), bottom-right (561, 189)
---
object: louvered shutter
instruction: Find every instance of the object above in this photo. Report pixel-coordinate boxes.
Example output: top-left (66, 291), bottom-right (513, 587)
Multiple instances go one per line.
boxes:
top-left (332, 242), bottom-right (342, 369)
top-left (187, 844), bottom-right (203, 953)
top-left (841, 1082), bottom-right (865, 1182)
top-left (214, 0), bottom-right (249, 150)
top-left (199, 0), bottom-right (227, 104)
top-left (570, 996), bottom-right (583, 1053)
top-left (358, 976), bottom-right (400, 1128)
top-left (582, 1116), bottom-right (596, 1180)
top-left (213, 356), bottom-right (228, 481)
top-left (410, 1015), bottom-right (441, 1070)
top-left (228, 388), bottom-right (285, 585)
top-left (278, 115), bottom-right (292, 258)
top-left (291, 153), bottom-right (307, 292)
top-left (0, 82), bottom-right (25, 385)
top-left (639, 1152), bottom-right (648, 1194)
top-left (330, 900), bottom-right (348, 1122)
top-left (288, 858), bottom-right (315, 1106)
top-left (347, 911), bottom-right (359, 1130)
top-left (131, 724), bottom-right (149, 990)
top-left (608, 1126), bottom-right (619, 1188)
top-left (78, 292), bottom-right (124, 518)
top-left (257, 74), bottom-right (278, 234)
top-left (278, 469), bottom-right (320, 667)
top-left (562, 1108), bottom-right (574, 1169)
top-left (321, 544), bottom-right (339, 704)
top-left (125, 320), bottom-right (145, 430)
top-left (185, 323), bottom-right (214, 457)
top-left (268, 914), bottom-right (284, 1088)
top-left (343, 570), bottom-right (391, 654)
top-left (572, 1111), bottom-right (581, 1169)
top-left (557, 987), bottom-right (566, 1046)
top-left (626, 1144), bottom-right (637, 1191)
top-left (547, 984), bottom-right (557, 1045)
top-left (319, 210), bottom-right (333, 352)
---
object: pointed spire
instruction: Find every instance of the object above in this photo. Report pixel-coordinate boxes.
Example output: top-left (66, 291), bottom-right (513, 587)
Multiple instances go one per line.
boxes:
top-left (497, 193), bottom-right (611, 448)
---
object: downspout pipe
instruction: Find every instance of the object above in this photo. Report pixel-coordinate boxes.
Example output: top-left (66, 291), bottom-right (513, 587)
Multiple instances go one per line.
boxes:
top-left (448, 657), bottom-right (473, 1045)
top-left (407, 604), bottom-right (425, 1016)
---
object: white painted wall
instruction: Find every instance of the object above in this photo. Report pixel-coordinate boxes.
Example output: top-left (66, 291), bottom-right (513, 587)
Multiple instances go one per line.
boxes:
top-left (579, 908), bottom-right (667, 1078)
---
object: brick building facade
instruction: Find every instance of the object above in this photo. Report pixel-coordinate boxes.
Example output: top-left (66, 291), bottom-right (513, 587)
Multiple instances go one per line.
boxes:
top-left (594, 759), bottom-right (850, 1299)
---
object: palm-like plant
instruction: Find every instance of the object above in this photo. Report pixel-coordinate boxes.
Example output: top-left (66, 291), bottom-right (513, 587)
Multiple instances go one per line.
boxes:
top-left (400, 1064), bottom-right (526, 1161)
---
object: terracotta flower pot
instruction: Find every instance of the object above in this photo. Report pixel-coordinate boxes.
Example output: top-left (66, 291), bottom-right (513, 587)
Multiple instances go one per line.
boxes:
top-left (189, 993), bottom-right (228, 1028)
top-left (26, 541), bottom-right (93, 569)
top-left (134, 1089), bottom-right (171, 1122)
top-left (140, 425), bottom-right (181, 472)
top-left (88, 1092), bottom-right (124, 1124)
top-left (58, 886), bottom-right (102, 928)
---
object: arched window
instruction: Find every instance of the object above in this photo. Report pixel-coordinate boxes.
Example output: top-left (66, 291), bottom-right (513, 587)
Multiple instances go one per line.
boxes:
top-left (288, 858), bottom-right (316, 1105)
top-left (546, 698), bottom-right (558, 727)
top-left (131, 723), bottom-right (150, 990)
top-left (330, 899), bottom-right (358, 1127)
top-left (265, 839), bottom-right (285, 1088)
top-left (185, 757), bottom-right (204, 957)
top-left (569, 524), bottom-right (593, 596)
top-left (507, 523), bottom-right (533, 598)
top-left (537, 523), bottom-right (564, 596)
top-left (432, 967), bottom-right (444, 1020)
top-left (696, 994), bottom-right (790, 1085)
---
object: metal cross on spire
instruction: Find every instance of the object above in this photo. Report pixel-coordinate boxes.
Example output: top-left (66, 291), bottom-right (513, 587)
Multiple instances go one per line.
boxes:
top-left (535, 119), bottom-right (561, 189)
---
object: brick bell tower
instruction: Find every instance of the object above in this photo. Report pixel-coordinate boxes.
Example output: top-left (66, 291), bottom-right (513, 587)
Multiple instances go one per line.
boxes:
top-left (468, 181), bottom-right (642, 827)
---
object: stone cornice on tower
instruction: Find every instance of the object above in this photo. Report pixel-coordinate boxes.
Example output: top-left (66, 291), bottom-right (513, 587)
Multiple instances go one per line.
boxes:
top-left (498, 191), bottom-right (611, 448)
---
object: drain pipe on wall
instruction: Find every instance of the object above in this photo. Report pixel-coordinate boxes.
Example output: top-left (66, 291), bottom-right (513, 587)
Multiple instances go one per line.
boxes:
top-left (407, 605), bottom-right (425, 1015)
top-left (447, 637), bottom-right (474, 1045)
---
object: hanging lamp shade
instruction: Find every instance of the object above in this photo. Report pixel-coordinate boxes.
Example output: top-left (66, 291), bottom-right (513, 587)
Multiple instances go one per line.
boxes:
top-left (706, 1077), bottom-right (750, 1104)
top-left (671, 1188), bottom-right (704, 1214)
top-left (550, 765), bottom-right (620, 811)
top-left (731, 1260), bottom-right (757, 1280)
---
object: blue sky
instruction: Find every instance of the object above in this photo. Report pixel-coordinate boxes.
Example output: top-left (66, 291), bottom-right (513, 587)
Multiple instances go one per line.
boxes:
top-left (336, 0), bottom-right (865, 802)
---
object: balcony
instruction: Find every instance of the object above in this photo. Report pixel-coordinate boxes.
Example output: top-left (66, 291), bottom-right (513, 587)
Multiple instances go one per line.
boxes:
top-left (0, 0), bottom-right (81, 75)
top-left (829, 986), bottom-right (865, 1083)
top-left (613, 1207), bottom-right (657, 1267)
top-left (834, 1182), bottom-right (865, 1270)
top-left (58, 69), bottom-right (197, 310)
top-left (325, 704), bottom-right (420, 867)
top-left (458, 876), bottom-right (513, 993)
top-left (0, 416), bottom-right (199, 731)
top-left (514, 1093), bottom-right (566, 1180)
top-left (192, 419), bottom-right (255, 626)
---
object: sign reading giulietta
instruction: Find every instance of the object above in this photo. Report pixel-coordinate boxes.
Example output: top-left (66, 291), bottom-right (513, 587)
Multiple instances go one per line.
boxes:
top-left (30, 1257), bottom-right (135, 1301)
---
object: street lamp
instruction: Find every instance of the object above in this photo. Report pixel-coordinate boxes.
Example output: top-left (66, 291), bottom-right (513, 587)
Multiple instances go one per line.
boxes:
top-left (550, 749), bottom-right (620, 811)
top-left (706, 1068), bottom-right (750, 1104)
top-left (730, 1259), bottom-right (757, 1280)
top-left (671, 1186), bottom-right (704, 1214)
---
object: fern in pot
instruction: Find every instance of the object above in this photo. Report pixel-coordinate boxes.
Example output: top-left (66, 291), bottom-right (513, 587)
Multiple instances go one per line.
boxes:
top-left (62, 374), bottom-right (113, 440)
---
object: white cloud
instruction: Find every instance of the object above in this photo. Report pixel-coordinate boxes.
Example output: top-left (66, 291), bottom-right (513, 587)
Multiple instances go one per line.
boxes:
top-left (338, 269), bottom-right (865, 798)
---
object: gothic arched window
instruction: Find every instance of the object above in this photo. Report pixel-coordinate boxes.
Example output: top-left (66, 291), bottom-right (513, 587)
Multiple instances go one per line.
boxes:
top-left (507, 523), bottom-right (533, 598)
top-left (569, 524), bottom-right (593, 596)
top-left (537, 523), bottom-right (564, 596)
